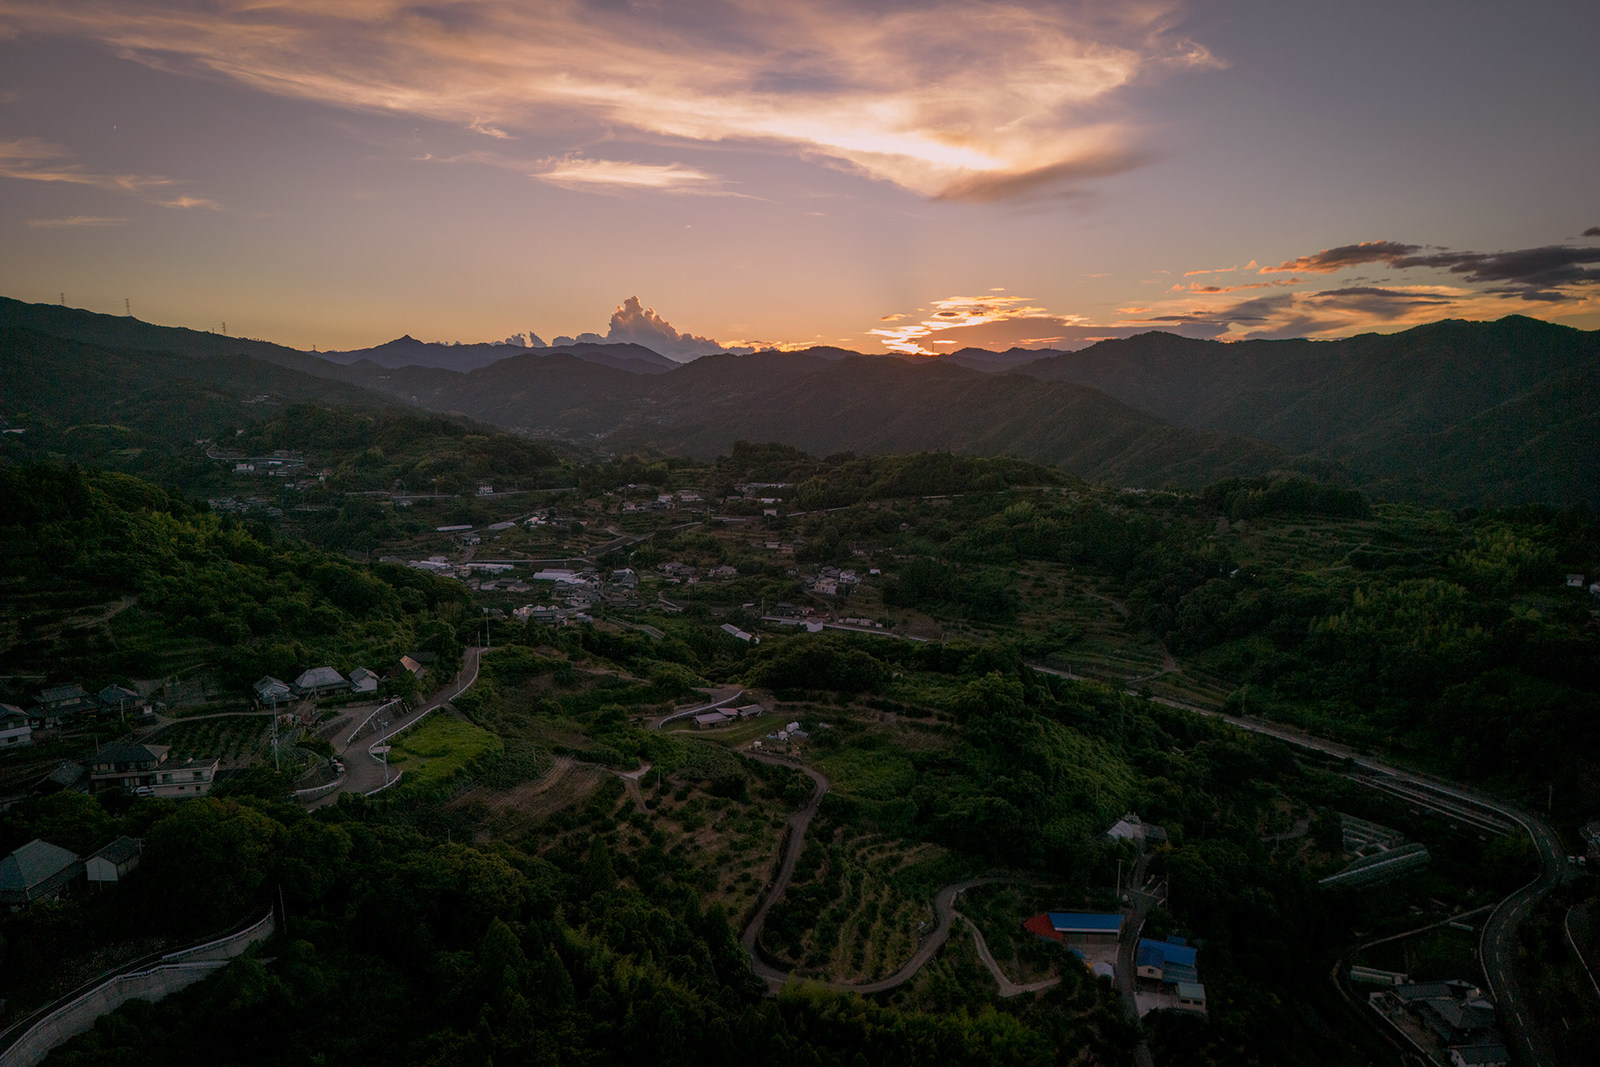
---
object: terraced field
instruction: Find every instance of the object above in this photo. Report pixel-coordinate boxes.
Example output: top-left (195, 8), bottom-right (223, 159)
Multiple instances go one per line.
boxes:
top-left (145, 715), bottom-right (270, 766)
top-left (759, 823), bottom-right (949, 983)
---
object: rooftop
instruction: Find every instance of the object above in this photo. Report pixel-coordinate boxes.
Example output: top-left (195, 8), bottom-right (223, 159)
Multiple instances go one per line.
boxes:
top-left (0, 839), bottom-right (80, 892)
top-left (1048, 912), bottom-right (1124, 934)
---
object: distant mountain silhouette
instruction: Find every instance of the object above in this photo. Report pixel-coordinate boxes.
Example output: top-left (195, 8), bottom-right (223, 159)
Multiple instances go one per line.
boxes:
top-left (3, 295), bottom-right (1593, 504)
top-left (1014, 316), bottom-right (1599, 505)
top-left (321, 335), bottom-right (680, 375)
top-left (938, 347), bottom-right (1058, 372)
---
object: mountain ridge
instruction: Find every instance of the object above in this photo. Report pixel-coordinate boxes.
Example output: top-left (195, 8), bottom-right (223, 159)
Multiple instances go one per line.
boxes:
top-left (2, 296), bottom-right (1593, 505)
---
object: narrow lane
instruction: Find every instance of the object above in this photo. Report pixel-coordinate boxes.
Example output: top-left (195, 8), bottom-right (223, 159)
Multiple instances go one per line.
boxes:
top-left (308, 646), bottom-right (485, 807)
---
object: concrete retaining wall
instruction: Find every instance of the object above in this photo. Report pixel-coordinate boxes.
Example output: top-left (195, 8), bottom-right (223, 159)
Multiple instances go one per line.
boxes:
top-left (0, 911), bottom-right (274, 1067)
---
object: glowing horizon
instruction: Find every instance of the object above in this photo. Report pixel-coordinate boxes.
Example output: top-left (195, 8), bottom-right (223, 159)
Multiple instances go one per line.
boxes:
top-left (1, 1), bottom-right (1596, 353)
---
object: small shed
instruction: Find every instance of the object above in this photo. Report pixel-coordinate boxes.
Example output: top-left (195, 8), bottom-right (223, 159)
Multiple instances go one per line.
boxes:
top-left (86, 836), bottom-right (143, 884)
top-left (348, 668), bottom-right (380, 694)
top-left (1175, 982), bottom-right (1207, 1012)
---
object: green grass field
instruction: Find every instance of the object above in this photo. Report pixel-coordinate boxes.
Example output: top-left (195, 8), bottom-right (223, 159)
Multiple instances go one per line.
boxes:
top-left (388, 712), bottom-right (502, 788)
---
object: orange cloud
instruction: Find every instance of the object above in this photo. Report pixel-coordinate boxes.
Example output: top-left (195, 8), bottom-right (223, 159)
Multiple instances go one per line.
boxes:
top-left (0, 1), bottom-right (1220, 200)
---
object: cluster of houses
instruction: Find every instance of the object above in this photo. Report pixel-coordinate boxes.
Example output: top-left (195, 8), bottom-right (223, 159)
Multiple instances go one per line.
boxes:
top-left (210, 446), bottom-right (309, 476)
top-left (692, 704), bottom-right (766, 729)
top-left (657, 561), bottom-right (739, 583)
top-left (1, 682), bottom-right (160, 741)
top-left (1019, 911), bottom-right (1206, 1015)
top-left (804, 567), bottom-right (862, 596)
top-left (620, 489), bottom-right (703, 514)
top-left (88, 742), bottom-right (218, 798)
top-left (1367, 978), bottom-right (1509, 1066)
top-left (205, 495), bottom-right (285, 518)
top-left (0, 835), bottom-right (143, 910)
top-left (251, 665), bottom-right (382, 709)
top-left (1564, 572), bottom-right (1600, 597)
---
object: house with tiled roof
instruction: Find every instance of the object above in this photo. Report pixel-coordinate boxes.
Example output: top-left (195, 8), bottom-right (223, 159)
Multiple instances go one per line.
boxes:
top-left (0, 839), bottom-right (83, 907)
top-left (293, 667), bottom-right (348, 697)
top-left (152, 757), bottom-right (219, 798)
top-left (88, 742), bottom-right (171, 793)
top-left (253, 676), bottom-right (293, 708)
top-left (98, 685), bottom-right (141, 715)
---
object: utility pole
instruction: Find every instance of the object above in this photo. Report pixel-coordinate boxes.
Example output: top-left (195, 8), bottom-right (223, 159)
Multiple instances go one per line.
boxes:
top-left (124, 297), bottom-right (130, 316)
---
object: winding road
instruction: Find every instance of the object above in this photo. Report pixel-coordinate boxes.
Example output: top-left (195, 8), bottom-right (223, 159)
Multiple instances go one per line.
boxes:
top-left (1137, 692), bottom-right (1570, 1067)
top-left (306, 646), bottom-right (486, 808)
top-left (733, 747), bottom-right (1065, 998)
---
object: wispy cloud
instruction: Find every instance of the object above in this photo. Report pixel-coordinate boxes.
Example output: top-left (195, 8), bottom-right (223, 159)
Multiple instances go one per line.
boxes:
top-left (1171, 278), bottom-right (1300, 294)
top-left (530, 157), bottom-right (743, 197)
top-left (0, 136), bottom-right (215, 206)
top-left (0, 1), bottom-right (1219, 200)
top-left (27, 214), bottom-right (127, 228)
top-left (1261, 240), bottom-right (1423, 274)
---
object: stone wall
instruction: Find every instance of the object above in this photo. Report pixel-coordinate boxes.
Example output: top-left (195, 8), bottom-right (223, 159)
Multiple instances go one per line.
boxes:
top-left (0, 911), bottom-right (274, 1067)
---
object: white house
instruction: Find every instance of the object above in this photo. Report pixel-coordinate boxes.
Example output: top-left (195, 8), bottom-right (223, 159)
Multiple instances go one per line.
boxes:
top-left (348, 668), bottom-right (380, 694)
top-left (86, 836), bottom-right (142, 884)
top-left (152, 757), bottom-right (219, 798)
top-left (0, 703), bottom-right (31, 748)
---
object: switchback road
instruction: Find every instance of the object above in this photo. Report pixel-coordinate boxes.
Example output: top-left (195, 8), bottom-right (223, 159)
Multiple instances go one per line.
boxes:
top-left (307, 646), bottom-right (485, 808)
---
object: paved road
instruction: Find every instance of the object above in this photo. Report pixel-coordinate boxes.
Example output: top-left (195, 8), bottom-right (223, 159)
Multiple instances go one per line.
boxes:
top-left (1136, 692), bottom-right (1569, 1067)
top-left (307, 646), bottom-right (486, 807)
top-left (650, 686), bottom-right (746, 730)
top-left (1114, 857), bottom-right (1158, 1067)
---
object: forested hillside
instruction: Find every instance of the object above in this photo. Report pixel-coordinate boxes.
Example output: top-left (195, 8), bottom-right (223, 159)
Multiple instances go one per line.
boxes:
top-left (0, 464), bottom-right (470, 690)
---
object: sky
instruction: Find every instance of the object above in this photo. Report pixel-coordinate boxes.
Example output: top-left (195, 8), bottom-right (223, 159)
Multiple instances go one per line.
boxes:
top-left (1, 0), bottom-right (1597, 357)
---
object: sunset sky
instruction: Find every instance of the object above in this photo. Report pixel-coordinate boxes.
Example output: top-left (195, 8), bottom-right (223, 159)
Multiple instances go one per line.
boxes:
top-left (2, 0), bottom-right (1597, 356)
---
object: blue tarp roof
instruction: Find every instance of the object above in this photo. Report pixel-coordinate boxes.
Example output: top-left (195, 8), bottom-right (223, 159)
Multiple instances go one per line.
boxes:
top-left (1048, 912), bottom-right (1123, 933)
top-left (1137, 938), bottom-right (1198, 969)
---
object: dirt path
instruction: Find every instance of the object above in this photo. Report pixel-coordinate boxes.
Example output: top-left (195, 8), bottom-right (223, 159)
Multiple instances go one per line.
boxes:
top-left (614, 762), bottom-right (652, 806)
top-left (734, 745), bottom-right (1052, 996)
top-left (959, 913), bottom-right (1062, 997)
top-left (738, 752), bottom-right (830, 989)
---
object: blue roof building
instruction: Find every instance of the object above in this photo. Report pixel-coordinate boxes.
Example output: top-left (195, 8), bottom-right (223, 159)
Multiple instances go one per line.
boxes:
top-left (1137, 938), bottom-right (1199, 985)
top-left (1048, 912), bottom-right (1123, 935)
